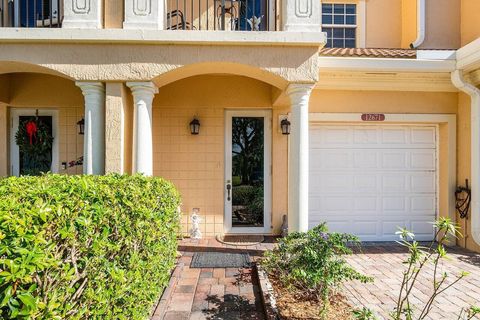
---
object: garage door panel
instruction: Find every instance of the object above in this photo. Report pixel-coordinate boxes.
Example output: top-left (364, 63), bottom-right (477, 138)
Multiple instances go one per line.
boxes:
top-left (381, 127), bottom-right (408, 144)
top-left (354, 127), bottom-right (379, 144)
top-left (410, 151), bottom-right (436, 169)
top-left (353, 175), bottom-right (377, 192)
top-left (354, 197), bottom-right (378, 211)
top-left (382, 197), bottom-right (407, 211)
top-left (410, 173), bottom-right (435, 192)
top-left (382, 175), bottom-right (407, 192)
top-left (353, 152), bottom-right (378, 168)
top-left (309, 124), bottom-right (437, 241)
top-left (411, 196), bottom-right (436, 211)
top-left (382, 152), bottom-right (408, 169)
top-left (411, 127), bottom-right (436, 146)
top-left (312, 126), bottom-right (435, 149)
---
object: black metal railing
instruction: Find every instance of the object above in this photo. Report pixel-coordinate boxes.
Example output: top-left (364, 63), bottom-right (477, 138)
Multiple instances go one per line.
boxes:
top-left (0, 0), bottom-right (62, 27)
top-left (166, 0), bottom-right (273, 31)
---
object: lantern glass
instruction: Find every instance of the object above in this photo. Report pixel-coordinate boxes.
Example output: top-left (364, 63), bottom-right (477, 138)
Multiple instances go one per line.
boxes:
top-left (77, 118), bottom-right (85, 135)
top-left (280, 118), bottom-right (291, 135)
top-left (190, 118), bottom-right (200, 135)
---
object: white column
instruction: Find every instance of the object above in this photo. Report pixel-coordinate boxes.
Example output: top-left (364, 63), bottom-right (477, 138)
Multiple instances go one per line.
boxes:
top-left (76, 82), bottom-right (106, 175)
top-left (63, 0), bottom-right (102, 28)
top-left (127, 82), bottom-right (158, 176)
top-left (287, 83), bottom-right (314, 233)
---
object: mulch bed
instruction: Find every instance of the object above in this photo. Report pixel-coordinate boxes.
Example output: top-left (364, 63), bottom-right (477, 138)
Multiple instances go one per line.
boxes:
top-left (268, 274), bottom-right (353, 320)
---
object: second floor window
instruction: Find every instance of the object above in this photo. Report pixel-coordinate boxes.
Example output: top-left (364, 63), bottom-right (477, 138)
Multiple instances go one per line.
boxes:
top-left (322, 3), bottom-right (357, 48)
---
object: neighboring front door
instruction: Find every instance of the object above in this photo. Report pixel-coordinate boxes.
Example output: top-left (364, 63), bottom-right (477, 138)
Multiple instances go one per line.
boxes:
top-left (10, 109), bottom-right (59, 176)
top-left (225, 110), bottom-right (271, 234)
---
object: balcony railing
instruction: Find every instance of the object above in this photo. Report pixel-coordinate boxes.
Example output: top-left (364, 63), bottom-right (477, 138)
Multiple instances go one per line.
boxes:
top-left (166, 0), bottom-right (274, 31)
top-left (1, 0), bottom-right (62, 27)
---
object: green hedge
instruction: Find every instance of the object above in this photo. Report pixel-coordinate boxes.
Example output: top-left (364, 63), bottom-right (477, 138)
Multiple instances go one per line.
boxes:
top-left (0, 174), bottom-right (181, 319)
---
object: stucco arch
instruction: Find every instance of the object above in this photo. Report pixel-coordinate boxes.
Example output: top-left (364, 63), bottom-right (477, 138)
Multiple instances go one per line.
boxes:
top-left (151, 62), bottom-right (290, 90)
top-left (0, 61), bottom-right (74, 80)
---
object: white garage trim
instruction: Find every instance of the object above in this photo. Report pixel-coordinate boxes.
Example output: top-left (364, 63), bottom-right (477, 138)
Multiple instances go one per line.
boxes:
top-left (308, 113), bottom-right (456, 241)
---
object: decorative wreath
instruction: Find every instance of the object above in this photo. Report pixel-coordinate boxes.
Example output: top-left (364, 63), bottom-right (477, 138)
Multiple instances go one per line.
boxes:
top-left (15, 117), bottom-right (54, 175)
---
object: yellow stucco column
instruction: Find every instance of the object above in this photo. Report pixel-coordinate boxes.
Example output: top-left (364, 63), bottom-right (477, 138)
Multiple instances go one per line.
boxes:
top-left (105, 83), bottom-right (127, 174)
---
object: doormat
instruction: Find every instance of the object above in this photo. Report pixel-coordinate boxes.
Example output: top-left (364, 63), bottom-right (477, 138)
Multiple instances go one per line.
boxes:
top-left (216, 234), bottom-right (265, 246)
top-left (190, 252), bottom-right (251, 268)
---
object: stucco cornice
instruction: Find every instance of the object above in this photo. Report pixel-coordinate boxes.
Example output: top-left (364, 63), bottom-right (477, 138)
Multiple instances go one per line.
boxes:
top-left (0, 28), bottom-right (326, 47)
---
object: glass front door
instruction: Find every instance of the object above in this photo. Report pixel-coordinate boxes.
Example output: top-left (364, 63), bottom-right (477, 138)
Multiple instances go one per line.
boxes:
top-left (225, 110), bottom-right (271, 233)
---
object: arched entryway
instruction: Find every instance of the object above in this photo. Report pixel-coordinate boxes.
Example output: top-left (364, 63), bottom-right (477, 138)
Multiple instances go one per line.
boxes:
top-left (0, 63), bottom-right (84, 176)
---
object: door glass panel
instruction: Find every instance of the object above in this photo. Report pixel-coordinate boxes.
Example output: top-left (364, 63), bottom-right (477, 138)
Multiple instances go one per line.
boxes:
top-left (231, 116), bottom-right (264, 227)
top-left (18, 116), bottom-right (53, 176)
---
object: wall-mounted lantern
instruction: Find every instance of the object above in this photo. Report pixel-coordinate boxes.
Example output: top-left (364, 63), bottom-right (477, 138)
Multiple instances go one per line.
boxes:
top-left (280, 118), bottom-right (291, 135)
top-left (190, 118), bottom-right (200, 135)
top-left (77, 118), bottom-right (85, 135)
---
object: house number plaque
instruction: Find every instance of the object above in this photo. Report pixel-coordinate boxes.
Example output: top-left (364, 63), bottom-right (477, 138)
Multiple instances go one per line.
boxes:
top-left (361, 113), bottom-right (385, 121)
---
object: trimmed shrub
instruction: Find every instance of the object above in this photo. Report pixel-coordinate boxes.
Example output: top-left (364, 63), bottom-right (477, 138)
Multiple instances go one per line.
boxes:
top-left (0, 174), bottom-right (181, 319)
top-left (262, 223), bottom-right (372, 315)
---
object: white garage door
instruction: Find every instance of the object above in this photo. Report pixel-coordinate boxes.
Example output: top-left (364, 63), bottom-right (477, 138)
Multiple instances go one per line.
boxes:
top-left (309, 125), bottom-right (437, 241)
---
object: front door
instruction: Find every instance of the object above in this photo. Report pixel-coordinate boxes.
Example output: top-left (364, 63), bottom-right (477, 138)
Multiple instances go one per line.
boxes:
top-left (10, 109), bottom-right (59, 176)
top-left (225, 110), bottom-right (271, 234)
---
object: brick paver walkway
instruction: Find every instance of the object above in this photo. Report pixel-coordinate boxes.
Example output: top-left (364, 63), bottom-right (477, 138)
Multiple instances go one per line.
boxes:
top-left (152, 238), bottom-right (276, 320)
top-left (152, 238), bottom-right (480, 320)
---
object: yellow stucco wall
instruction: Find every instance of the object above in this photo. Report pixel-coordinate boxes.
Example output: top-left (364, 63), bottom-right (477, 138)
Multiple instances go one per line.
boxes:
top-left (0, 74), bottom-right (9, 103)
top-left (309, 90), bottom-right (457, 114)
top-left (152, 75), bottom-right (280, 236)
top-left (2, 73), bottom-right (84, 175)
top-left (461, 0), bottom-right (480, 46)
top-left (421, 0), bottom-right (460, 49)
top-left (149, 79), bottom-right (462, 239)
top-left (457, 92), bottom-right (480, 252)
top-left (366, 0), bottom-right (402, 48)
top-left (401, 0), bottom-right (417, 48)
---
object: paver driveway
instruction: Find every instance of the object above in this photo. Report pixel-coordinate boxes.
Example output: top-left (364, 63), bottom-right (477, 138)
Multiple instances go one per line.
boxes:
top-left (344, 245), bottom-right (480, 320)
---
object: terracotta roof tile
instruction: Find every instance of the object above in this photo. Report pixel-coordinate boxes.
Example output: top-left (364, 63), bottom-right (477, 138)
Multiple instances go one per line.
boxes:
top-left (319, 48), bottom-right (417, 59)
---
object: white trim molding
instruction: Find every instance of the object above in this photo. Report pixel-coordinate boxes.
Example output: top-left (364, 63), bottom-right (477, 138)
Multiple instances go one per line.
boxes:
top-left (318, 56), bottom-right (456, 73)
top-left (315, 71), bottom-right (456, 92)
top-left (451, 70), bottom-right (480, 246)
top-left (309, 112), bottom-right (457, 238)
top-left (9, 109), bottom-right (59, 176)
top-left (0, 29), bottom-right (326, 47)
top-left (456, 38), bottom-right (480, 72)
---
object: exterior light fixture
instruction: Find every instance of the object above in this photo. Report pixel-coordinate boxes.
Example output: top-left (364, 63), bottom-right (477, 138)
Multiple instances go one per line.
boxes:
top-left (280, 118), bottom-right (291, 135)
top-left (190, 118), bottom-right (200, 135)
top-left (77, 118), bottom-right (85, 135)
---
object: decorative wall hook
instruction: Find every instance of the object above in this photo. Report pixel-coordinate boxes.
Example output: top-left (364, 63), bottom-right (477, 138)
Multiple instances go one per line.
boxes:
top-left (455, 179), bottom-right (471, 219)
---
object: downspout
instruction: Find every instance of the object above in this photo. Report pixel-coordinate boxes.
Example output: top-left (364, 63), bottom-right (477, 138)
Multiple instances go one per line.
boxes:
top-left (410, 0), bottom-right (425, 49)
top-left (451, 70), bottom-right (480, 246)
